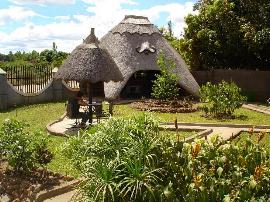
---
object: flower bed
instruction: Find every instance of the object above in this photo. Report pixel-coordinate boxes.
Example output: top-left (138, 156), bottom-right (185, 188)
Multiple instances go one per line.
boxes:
top-left (130, 99), bottom-right (198, 113)
top-left (0, 161), bottom-right (74, 202)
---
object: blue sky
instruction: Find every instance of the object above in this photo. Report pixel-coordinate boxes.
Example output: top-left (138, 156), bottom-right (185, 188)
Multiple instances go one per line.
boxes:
top-left (0, 0), bottom-right (196, 53)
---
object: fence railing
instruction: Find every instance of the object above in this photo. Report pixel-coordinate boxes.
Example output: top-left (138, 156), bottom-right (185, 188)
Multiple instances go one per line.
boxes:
top-left (5, 65), bottom-right (53, 93)
top-left (4, 66), bottom-right (80, 93)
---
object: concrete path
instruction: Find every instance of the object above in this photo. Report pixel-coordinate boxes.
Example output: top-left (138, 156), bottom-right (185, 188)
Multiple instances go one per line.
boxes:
top-left (243, 104), bottom-right (270, 115)
top-left (44, 190), bottom-right (77, 202)
top-left (163, 122), bottom-right (270, 141)
top-left (47, 116), bottom-right (106, 136)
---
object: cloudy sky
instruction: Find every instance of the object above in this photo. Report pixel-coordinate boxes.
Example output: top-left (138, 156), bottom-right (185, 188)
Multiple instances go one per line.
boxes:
top-left (0, 0), bottom-right (196, 54)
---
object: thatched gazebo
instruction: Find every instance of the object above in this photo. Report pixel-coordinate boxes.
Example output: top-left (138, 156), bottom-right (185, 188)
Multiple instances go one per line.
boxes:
top-left (54, 28), bottom-right (123, 124)
top-left (100, 15), bottom-right (200, 99)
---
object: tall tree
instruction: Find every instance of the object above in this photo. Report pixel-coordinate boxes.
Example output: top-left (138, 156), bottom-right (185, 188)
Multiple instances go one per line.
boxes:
top-left (180, 0), bottom-right (270, 70)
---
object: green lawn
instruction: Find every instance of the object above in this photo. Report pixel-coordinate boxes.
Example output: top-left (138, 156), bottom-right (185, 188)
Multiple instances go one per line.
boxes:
top-left (0, 102), bottom-right (66, 132)
top-left (160, 129), bottom-right (197, 141)
top-left (113, 104), bottom-right (270, 125)
top-left (1, 102), bottom-right (270, 177)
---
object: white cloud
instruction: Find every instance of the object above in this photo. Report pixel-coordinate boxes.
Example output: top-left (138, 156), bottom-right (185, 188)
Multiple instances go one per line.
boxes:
top-left (0, 6), bottom-right (37, 26)
top-left (0, 0), bottom-right (195, 53)
top-left (9, 0), bottom-right (75, 5)
top-left (55, 15), bottom-right (71, 21)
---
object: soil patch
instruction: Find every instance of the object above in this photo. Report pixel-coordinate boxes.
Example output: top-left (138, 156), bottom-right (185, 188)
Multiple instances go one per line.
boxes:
top-left (0, 160), bottom-right (74, 202)
top-left (130, 99), bottom-right (198, 113)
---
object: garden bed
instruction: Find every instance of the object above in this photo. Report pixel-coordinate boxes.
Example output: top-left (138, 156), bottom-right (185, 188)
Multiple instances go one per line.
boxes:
top-left (233, 131), bottom-right (270, 151)
top-left (0, 160), bottom-right (75, 202)
top-left (130, 99), bottom-right (198, 113)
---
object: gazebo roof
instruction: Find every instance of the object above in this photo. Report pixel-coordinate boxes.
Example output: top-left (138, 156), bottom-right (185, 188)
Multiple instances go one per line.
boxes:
top-left (54, 28), bottom-right (123, 83)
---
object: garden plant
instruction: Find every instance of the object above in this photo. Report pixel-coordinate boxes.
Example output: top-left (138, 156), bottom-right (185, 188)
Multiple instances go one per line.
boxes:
top-left (63, 114), bottom-right (270, 201)
top-left (151, 53), bottom-right (180, 100)
top-left (0, 119), bottom-right (53, 173)
top-left (200, 81), bottom-right (247, 118)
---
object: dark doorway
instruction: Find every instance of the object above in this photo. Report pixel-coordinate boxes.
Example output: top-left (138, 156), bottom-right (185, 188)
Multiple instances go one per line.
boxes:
top-left (120, 70), bottom-right (160, 99)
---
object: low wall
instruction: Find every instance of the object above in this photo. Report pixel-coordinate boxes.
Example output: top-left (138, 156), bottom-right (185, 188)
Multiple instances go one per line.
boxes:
top-left (0, 69), bottom-right (77, 110)
top-left (192, 70), bottom-right (270, 102)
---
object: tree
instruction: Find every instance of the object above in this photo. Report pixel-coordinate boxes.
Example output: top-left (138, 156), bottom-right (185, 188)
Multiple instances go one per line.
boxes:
top-left (151, 53), bottom-right (180, 100)
top-left (180, 0), bottom-right (270, 70)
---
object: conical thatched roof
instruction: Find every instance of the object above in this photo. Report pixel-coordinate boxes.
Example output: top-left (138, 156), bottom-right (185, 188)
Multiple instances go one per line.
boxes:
top-left (100, 15), bottom-right (200, 100)
top-left (54, 28), bottom-right (123, 83)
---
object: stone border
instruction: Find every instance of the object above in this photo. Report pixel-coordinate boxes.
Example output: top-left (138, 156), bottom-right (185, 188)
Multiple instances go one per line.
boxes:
top-left (185, 129), bottom-right (213, 142)
top-left (161, 122), bottom-right (270, 129)
top-left (159, 126), bottom-right (213, 142)
top-left (243, 104), bottom-right (270, 115)
top-left (30, 179), bottom-right (80, 202)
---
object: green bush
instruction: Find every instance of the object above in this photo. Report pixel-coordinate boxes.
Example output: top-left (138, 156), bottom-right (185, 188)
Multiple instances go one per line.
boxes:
top-left (0, 119), bottom-right (53, 173)
top-left (151, 53), bottom-right (180, 100)
top-left (63, 114), bottom-right (162, 201)
top-left (200, 81), bottom-right (247, 117)
top-left (63, 115), bottom-right (270, 201)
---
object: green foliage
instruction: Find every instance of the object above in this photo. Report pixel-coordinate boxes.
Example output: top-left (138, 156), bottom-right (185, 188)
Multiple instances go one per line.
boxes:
top-left (0, 42), bottom-right (69, 68)
top-left (63, 114), bottom-right (162, 201)
top-left (160, 23), bottom-right (182, 58)
top-left (0, 119), bottom-right (53, 173)
top-left (151, 53), bottom-right (180, 100)
top-left (180, 0), bottom-right (270, 70)
top-left (63, 114), bottom-right (270, 201)
top-left (200, 81), bottom-right (246, 117)
top-left (160, 135), bottom-right (270, 201)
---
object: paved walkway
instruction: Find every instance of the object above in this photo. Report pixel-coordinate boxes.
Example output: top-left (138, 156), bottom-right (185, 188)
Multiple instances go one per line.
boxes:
top-left (163, 122), bottom-right (270, 141)
top-left (44, 190), bottom-right (77, 202)
top-left (243, 103), bottom-right (270, 115)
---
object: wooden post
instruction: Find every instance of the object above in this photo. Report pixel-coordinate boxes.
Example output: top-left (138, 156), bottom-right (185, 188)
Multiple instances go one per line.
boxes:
top-left (88, 83), bottom-right (93, 125)
top-left (0, 68), bottom-right (8, 110)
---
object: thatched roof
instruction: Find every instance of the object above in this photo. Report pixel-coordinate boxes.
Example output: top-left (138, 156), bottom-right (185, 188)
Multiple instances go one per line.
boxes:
top-left (100, 15), bottom-right (200, 100)
top-left (54, 28), bottom-right (123, 83)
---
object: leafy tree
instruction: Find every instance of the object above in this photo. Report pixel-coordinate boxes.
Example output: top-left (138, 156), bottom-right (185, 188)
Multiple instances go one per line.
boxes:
top-left (180, 0), bottom-right (270, 70)
top-left (160, 22), bottom-right (182, 57)
top-left (200, 81), bottom-right (247, 117)
top-left (0, 42), bottom-right (68, 67)
top-left (151, 53), bottom-right (180, 100)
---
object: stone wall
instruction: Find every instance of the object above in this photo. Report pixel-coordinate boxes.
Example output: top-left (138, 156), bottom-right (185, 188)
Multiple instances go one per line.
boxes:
top-left (0, 69), bottom-right (77, 110)
top-left (192, 70), bottom-right (270, 102)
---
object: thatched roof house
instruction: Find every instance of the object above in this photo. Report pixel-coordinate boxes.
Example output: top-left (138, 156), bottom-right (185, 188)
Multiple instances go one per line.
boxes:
top-left (54, 28), bottom-right (123, 83)
top-left (98, 15), bottom-right (200, 100)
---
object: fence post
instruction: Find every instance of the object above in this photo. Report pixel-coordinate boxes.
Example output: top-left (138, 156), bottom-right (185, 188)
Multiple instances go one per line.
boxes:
top-left (52, 68), bottom-right (63, 101)
top-left (0, 68), bottom-right (8, 110)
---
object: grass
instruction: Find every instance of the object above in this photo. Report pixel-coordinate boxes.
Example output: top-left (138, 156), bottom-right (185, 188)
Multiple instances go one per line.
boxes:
top-left (0, 102), bottom-right (79, 176)
top-left (160, 129), bottom-right (197, 141)
top-left (1, 102), bottom-right (270, 176)
top-left (233, 132), bottom-right (270, 151)
top-left (0, 102), bottom-right (66, 132)
top-left (113, 104), bottom-right (270, 125)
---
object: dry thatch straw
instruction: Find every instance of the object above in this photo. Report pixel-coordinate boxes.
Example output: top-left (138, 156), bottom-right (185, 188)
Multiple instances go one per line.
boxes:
top-left (54, 28), bottom-right (123, 83)
top-left (100, 15), bottom-right (200, 100)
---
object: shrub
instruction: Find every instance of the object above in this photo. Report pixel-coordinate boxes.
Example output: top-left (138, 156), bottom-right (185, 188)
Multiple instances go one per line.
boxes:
top-left (200, 81), bottom-right (247, 117)
top-left (0, 119), bottom-right (53, 173)
top-left (63, 115), bottom-right (270, 201)
top-left (160, 134), bottom-right (270, 201)
top-left (151, 53), bottom-right (180, 100)
top-left (63, 114), bottom-right (162, 201)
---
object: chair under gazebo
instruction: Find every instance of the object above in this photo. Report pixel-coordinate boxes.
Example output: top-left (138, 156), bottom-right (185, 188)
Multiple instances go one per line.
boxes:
top-left (54, 28), bottom-right (123, 126)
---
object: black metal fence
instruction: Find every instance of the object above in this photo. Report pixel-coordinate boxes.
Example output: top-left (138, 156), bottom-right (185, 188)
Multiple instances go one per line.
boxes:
top-left (66, 80), bottom-right (80, 89)
top-left (5, 65), bottom-right (53, 93)
top-left (4, 66), bottom-right (79, 93)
